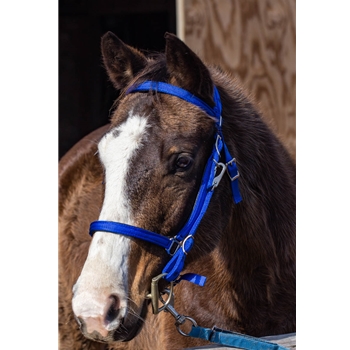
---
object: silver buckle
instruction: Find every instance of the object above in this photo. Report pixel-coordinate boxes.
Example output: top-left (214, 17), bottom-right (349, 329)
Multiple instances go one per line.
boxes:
top-left (226, 157), bottom-right (240, 182)
top-left (166, 238), bottom-right (181, 256)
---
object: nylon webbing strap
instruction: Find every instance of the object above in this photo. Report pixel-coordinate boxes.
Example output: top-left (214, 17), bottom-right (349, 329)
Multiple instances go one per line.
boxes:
top-left (188, 326), bottom-right (288, 350)
top-left (126, 81), bottom-right (222, 120)
top-left (89, 221), bottom-right (172, 249)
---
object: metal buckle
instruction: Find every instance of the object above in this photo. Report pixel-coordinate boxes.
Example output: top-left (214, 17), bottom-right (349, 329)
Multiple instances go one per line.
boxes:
top-left (228, 171), bottom-right (240, 182)
top-left (226, 157), bottom-right (236, 166)
top-left (226, 157), bottom-right (240, 182)
top-left (166, 238), bottom-right (181, 256)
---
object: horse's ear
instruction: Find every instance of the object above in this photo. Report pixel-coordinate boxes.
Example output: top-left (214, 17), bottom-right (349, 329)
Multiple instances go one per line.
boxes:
top-left (101, 32), bottom-right (148, 90)
top-left (164, 32), bottom-right (214, 106)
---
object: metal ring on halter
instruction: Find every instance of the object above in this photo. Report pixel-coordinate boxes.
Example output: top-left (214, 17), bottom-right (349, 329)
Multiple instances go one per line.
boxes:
top-left (215, 134), bottom-right (222, 156)
top-left (181, 235), bottom-right (194, 255)
top-left (176, 316), bottom-right (198, 337)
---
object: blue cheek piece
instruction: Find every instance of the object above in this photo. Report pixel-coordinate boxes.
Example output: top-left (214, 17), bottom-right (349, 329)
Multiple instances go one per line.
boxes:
top-left (89, 81), bottom-right (242, 287)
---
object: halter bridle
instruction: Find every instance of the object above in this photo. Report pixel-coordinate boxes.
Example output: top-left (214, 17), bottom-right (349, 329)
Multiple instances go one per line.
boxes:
top-left (89, 80), bottom-right (242, 287)
top-left (87, 81), bottom-right (289, 350)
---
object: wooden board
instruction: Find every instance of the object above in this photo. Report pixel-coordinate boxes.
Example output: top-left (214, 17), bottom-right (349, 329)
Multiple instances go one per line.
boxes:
top-left (177, 0), bottom-right (296, 159)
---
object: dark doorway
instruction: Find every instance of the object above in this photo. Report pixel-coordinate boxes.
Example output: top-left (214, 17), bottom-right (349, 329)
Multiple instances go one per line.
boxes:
top-left (59, 0), bottom-right (176, 159)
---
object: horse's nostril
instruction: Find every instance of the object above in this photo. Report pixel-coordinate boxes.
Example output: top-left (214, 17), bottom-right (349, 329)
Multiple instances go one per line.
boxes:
top-left (105, 295), bottom-right (121, 324)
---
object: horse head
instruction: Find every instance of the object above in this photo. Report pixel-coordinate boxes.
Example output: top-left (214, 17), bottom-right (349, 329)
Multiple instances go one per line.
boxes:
top-left (71, 32), bottom-right (226, 342)
top-left (70, 31), bottom-right (295, 346)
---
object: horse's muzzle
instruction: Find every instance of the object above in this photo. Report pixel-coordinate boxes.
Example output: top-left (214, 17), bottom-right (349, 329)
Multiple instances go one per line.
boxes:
top-left (73, 294), bottom-right (147, 343)
top-left (73, 294), bottom-right (120, 340)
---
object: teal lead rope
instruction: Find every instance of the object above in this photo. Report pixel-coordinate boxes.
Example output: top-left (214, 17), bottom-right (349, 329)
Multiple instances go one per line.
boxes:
top-left (188, 326), bottom-right (289, 350)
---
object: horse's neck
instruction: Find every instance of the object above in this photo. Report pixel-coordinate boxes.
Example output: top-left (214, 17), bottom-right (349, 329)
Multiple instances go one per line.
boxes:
top-left (178, 217), bottom-right (295, 336)
top-left (175, 236), bottom-right (243, 331)
top-left (174, 223), bottom-right (269, 332)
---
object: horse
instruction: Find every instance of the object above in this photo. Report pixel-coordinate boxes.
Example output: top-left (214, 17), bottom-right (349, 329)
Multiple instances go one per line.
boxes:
top-left (58, 31), bottom-right (296, 350)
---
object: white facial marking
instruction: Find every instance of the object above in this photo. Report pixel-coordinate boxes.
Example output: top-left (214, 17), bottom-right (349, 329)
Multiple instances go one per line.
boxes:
top-left (98, 113), bottom-right (149, 223)
top-left (72, 113), bottom-right (149, 324)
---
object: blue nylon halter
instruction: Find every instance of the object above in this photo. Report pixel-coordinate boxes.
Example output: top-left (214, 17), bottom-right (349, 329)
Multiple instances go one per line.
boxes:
top-left (87, 81), bottom-right (289, 350)
top-left (89, 81), bottom-right (242, 285)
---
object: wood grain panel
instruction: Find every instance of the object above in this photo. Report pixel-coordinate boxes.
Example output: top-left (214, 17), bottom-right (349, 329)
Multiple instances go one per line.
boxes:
top-left (179, 0), bottom-right (296, 159)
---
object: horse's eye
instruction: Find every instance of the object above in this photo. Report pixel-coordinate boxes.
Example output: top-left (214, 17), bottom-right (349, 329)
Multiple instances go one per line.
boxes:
top-left (176, 156), bottom-right (193, 170)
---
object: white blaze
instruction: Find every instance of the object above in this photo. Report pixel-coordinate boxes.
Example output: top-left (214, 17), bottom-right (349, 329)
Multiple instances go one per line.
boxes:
top-left (72, 113), bottom-right (149, 322)
top-left (99, 114), bottom-right (149, 223)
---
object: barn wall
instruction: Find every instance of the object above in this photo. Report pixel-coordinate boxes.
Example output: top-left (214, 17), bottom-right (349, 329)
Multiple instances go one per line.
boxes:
top-left (177, 0), bottom-right (296, 159)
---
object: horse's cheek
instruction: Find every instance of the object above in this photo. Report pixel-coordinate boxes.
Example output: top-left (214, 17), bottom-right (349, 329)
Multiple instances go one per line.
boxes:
top-left (128, 241), bottom-right (164, 300)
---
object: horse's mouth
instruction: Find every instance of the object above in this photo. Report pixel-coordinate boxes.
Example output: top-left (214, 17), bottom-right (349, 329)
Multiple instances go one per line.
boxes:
top-left (78, 299), bottom-right (149, 343)
top-left (119, 304), bottom-right (148, 342)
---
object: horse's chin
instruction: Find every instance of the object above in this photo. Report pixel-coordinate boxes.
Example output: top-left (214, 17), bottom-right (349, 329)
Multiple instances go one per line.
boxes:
top-left (79, 299), bottom-right (149, 344)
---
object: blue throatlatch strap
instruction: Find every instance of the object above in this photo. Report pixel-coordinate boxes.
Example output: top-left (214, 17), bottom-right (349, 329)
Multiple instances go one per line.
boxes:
top-left (188, 326), bottom-right (288, 350)
top-left (222, 142), bottom-right (242, 204)
top-left (89, 80), bottom-right (242, 286)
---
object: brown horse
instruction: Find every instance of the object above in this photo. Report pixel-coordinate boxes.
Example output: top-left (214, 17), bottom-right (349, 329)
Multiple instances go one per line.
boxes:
top-left (59, 32), bottom-right (295, 350)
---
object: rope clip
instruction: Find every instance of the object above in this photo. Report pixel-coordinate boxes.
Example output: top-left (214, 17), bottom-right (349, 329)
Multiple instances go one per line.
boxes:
top-left (145, 273), bottom-right (174, 314)
top-left (212, 162), bottom-right (227, 190)
top-left (145, 273), bottom-right (198, 336)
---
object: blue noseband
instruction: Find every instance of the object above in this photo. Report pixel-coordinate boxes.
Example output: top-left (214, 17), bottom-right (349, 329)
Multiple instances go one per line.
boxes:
top-left (89, 81), bottom-right (242, 286)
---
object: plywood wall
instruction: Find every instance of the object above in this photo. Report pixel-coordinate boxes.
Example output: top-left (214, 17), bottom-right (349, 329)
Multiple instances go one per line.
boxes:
top-left (177, 0), bottom-right (296, 159)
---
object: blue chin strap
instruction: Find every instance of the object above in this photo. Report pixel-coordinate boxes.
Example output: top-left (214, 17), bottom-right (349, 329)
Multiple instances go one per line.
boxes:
top-left (89, 81), bottom-right (242, 286)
